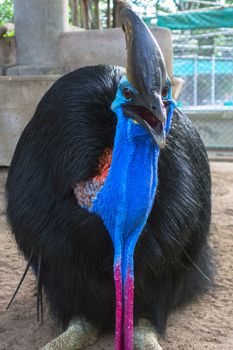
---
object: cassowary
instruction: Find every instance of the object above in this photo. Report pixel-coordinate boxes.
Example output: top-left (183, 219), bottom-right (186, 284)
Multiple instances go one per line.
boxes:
top-left (6, 9), bottom-right (212, 350)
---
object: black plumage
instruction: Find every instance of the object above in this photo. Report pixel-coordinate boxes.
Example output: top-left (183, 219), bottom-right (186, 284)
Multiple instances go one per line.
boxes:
top-left (6, 65), bottom-right (212, 336)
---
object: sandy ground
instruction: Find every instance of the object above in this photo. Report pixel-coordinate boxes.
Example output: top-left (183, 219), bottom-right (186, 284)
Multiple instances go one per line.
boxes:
top-left (0, 162), bottom-right (232, 350)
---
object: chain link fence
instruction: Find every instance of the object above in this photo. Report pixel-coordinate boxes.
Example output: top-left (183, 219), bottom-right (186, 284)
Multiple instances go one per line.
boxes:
top-left (172, 29), bottom-right (233, 151)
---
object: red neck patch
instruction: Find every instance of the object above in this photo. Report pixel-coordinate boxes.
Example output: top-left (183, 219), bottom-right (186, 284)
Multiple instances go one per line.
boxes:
top-left (74, 149), bottom-right (112, 208)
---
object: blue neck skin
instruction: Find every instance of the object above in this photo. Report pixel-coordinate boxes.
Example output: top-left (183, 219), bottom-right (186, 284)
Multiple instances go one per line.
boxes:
top-left (89, 76), bottom-right (176, 280)
top-left (91, 105), bottom-right (160, 278)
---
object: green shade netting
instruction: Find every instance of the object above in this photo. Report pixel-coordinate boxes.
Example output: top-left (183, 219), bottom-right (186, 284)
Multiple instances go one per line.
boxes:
top-left (156, 7), bottom-right (233, 30)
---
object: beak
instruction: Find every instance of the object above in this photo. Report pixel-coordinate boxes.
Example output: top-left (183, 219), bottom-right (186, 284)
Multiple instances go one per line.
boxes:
top-left (120, 8), bottom-right (168, 147)
top-left (122, 92), bottom-right (167, 148)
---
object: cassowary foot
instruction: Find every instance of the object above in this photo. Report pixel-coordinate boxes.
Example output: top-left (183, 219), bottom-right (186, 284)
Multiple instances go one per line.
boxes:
top-left (134, 318), bottom-right (163, 350)
top-left (40, 317), bottom-right (98, 350)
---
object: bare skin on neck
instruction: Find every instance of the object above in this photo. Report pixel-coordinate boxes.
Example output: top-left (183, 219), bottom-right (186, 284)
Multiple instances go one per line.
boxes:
top-left (74, 149), bottom-right (112, 208)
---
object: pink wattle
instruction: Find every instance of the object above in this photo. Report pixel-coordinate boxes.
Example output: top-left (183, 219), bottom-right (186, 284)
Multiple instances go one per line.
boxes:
top-left (124, 271), bottom-right (134, 350)
top-left (114, 262), bottom-right (123, 350)
top-left (114, 262), bottom-right (135, 350)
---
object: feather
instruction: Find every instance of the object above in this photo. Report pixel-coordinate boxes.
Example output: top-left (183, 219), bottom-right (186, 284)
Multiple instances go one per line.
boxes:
top-left (6, 250), bottom-right (33, 310)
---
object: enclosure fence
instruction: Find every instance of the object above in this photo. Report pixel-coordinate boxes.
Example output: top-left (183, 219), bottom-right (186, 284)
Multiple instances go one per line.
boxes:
top-left (172, 29), bottom-right (233, 150)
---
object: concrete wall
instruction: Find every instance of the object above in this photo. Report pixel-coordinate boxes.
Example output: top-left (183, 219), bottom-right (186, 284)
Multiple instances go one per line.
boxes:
top-left (58, 27), bottom-right (173, 78)
top-left (185, 108), bottom-right (233, 149)
top-left (14, 0), bottom-right (68, 66)
top-left (0, 37), bottom-right (16, 74)
top-left (1, 27), bottom-right (173, 77)
top-left (0, 76), bottom-right (57, 166)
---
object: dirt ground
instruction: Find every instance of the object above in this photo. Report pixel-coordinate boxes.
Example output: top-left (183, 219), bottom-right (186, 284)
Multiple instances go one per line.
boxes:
top-left (0, 162), bottom-right (232, 350)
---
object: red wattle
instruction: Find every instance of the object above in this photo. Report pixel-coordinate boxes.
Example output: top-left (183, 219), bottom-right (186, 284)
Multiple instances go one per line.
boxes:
top-left (93, 149), bottom-right (112, 183)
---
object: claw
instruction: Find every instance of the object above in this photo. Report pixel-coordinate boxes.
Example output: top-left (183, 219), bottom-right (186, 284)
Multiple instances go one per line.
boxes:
top-left (134, 318), bottom-right (163, 350)
top-left (40, 317), bottom-right (98, 350)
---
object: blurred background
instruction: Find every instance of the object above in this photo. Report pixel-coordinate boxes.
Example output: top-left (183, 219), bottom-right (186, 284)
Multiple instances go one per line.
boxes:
top-left (0, 0), bottom-right (233, 159)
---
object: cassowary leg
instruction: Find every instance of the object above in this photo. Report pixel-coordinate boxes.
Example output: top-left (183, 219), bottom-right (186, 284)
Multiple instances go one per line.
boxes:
top-left (40, 317), bottom-right (98, 350)
top-left (134, 318), bottom-right (163, 350)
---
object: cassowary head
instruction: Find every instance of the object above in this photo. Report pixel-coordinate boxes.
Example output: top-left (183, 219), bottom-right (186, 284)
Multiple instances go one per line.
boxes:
top-left (112, 8), bottom-right (174, 147)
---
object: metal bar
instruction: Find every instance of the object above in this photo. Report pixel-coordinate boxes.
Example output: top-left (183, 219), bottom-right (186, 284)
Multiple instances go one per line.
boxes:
top-left (194, 56), bottom-right (198, 106)
top-left (184, 0), bottom-right (224, 5)
top-left (173, 30), bottom-right (233, 39)
top-left (174, 55), bottom-right (233, 60)
top-left (207, 146), bottom-right (233, 150)
top-left (173, 44), bottom-right (233, 51)
top-left (211, 55), bottom-right (216, 105)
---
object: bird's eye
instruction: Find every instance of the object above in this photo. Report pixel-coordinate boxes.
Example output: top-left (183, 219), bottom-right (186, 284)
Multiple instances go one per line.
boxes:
top-left (162, 85), bottom-right (169, 98)
top-left (122, 88), bottom-right (133, 100)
